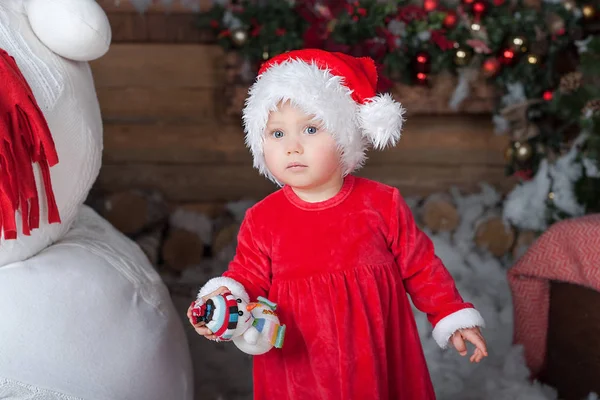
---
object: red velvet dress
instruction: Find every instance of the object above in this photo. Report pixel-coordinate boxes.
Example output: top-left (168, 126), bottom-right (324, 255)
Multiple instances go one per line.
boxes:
top-left (203, 175), bottom-right (482, 400)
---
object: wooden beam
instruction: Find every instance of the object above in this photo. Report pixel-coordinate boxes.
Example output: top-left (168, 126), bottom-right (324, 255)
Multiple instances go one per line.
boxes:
top-left (90, 44), bottom-right (224, 88)
top-left (90, 44), bottom-right (225, 121)
top-left (96, 86), bottom-right (220, 122)
top-left (103, 122), bottom-right (249, 164)
top-left (105, 12), bottom-right (211, 43)
top-left (102, 115), bottom-right (509, 166)
top-left (96, 163), bottom-right (515, 203)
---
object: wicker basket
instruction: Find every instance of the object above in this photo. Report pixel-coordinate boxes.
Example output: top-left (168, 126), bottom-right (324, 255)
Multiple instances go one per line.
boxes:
top-left (540, 281), bottom-right (600, 400)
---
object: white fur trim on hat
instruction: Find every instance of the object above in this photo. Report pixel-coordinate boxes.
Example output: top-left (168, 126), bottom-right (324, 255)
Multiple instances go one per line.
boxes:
top-left (242, 59), bottom-right (405, 184)
top-left (359, 93), bottom-right (405, 150)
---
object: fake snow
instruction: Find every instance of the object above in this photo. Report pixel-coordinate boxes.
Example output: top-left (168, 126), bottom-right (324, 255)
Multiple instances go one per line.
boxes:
top-left (503, 137), bottom-right (587, 232)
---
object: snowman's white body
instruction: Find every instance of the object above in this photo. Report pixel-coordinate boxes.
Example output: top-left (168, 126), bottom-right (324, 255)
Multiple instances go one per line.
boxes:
top-left (0, 1), bottom-right (193, 398)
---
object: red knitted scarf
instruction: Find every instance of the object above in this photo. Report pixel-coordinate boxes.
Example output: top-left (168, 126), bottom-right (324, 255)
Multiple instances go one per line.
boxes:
top-left (0, 48), bottom-right (60, 240)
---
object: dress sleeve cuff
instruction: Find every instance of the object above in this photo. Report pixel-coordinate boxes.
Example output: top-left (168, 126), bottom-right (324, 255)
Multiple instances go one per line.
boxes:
top-left (432, 308), bottom-right (485, 349)
top-left (197, 276), bottom-right (250, 303)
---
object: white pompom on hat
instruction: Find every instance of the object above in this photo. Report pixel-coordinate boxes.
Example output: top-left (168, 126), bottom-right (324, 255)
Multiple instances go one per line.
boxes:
top-left (242, 48), bottom-right (406, 184)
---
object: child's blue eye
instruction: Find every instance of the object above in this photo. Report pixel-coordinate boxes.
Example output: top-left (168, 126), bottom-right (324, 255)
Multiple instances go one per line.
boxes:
top-left (272, 130), bottom-right (284, 139)
top-left (305, 126), bottom-right (317, 135)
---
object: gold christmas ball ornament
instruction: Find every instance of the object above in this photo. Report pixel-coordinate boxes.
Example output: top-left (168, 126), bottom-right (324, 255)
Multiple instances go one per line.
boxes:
top-left (514, 141), bottom-right (533, 162)
top-left (453, 47), bottom-right (473, 66)
top-left (527, 54), bottom-right (540, 64)
top-left (582, 4), bottom-right (596, 19)
top-left (509, 35), bottom-right (528, 53)
top-left (230, 27), bottom-right (249, 47)
top-left (262, 46), bottom-right (270, 60)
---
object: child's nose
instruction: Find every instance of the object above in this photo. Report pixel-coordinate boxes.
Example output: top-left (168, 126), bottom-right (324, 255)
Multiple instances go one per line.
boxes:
top-left (286, 138), bottom-right (303, 155)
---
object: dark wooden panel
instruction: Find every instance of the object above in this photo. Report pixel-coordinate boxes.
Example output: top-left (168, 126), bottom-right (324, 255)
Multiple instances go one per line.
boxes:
top-left (542, 281), bottom-right (600, 400)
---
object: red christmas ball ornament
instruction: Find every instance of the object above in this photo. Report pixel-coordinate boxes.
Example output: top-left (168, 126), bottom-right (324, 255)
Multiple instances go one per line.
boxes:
top-left (413, 51), bottom-right (431, 74)
top-left (415, 52), bottom-right (429, 65)
top-left (463, 0), bottom-right (475, 5)
top-left (424, 0), bottom-right (438, 11)
top-left (416, 72), bottom-right (428, 84)
top-left (473, 1), bottom-right (486, 15)
top-left (500, 48), bottom-right (515, 64)
top-left (543, 90), bottom-right (553, 101)
top-left (443, 11), bottom-right (458, 28)
top-left (482, 57), bottom-right (500, 77)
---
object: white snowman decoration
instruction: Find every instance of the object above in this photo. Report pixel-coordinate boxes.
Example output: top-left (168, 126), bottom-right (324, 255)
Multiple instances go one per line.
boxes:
top-left (0, 1), bottom-right (193, 399)
top-left (191, 291), bottom-right (286, 355)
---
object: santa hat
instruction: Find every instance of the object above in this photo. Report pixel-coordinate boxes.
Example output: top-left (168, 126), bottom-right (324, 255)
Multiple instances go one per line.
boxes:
top-left (0, 48), bottom-right (60, 240)
top-left (242, 49), bottom-right (406, 183)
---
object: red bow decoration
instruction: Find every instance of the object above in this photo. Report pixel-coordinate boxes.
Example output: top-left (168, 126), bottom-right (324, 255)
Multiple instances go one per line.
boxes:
top-left (0, 48), bottom-right (60, 240)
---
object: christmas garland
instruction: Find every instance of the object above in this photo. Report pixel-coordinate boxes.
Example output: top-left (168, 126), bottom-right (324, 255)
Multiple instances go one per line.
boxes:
top-left (198, 0), bottom-right (600, 231)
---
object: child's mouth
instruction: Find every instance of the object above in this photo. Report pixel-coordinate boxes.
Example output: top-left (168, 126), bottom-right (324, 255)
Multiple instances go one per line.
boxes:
top-left (287, 162), bottom-right (307, 170)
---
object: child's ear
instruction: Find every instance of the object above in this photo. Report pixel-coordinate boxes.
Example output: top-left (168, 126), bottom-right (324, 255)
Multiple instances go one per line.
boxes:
top-left (26, 0), bottom-right (111, 61)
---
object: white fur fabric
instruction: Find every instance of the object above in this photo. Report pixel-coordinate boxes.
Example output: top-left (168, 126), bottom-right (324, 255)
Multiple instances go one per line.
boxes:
top-left (432, 307), bottom-right (486, 349)
top-left (359, 93), bottom-right (405, 150)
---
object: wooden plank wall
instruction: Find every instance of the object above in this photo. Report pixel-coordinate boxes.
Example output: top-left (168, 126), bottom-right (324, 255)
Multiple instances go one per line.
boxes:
top-left (91, 1), bottom-right (514, 206)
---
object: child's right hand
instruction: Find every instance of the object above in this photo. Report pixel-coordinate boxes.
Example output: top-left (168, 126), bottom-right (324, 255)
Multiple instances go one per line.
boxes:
top-left (187, 286), bottom-right (230, 340)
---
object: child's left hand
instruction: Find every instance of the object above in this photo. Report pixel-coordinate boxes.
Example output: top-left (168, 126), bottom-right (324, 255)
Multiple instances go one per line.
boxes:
top-left (450, 327), bottom-right (488, 363)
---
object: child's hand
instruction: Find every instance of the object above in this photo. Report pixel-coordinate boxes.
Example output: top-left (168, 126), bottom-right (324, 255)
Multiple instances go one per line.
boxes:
top-left (187, 286), bottom-right (230, 340)
top-left (450, 327), bottom-right (488, 363)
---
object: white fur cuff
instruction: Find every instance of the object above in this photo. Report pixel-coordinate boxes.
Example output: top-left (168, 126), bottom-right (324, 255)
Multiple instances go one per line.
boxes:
top-left (198, 276), bottom-right (250, 303)
top-left (432, 308), bottom-right (485, 349)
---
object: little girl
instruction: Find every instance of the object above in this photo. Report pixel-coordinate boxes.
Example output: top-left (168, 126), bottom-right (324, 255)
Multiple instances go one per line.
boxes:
top-left (188, 49), bottom-right (488, 399)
